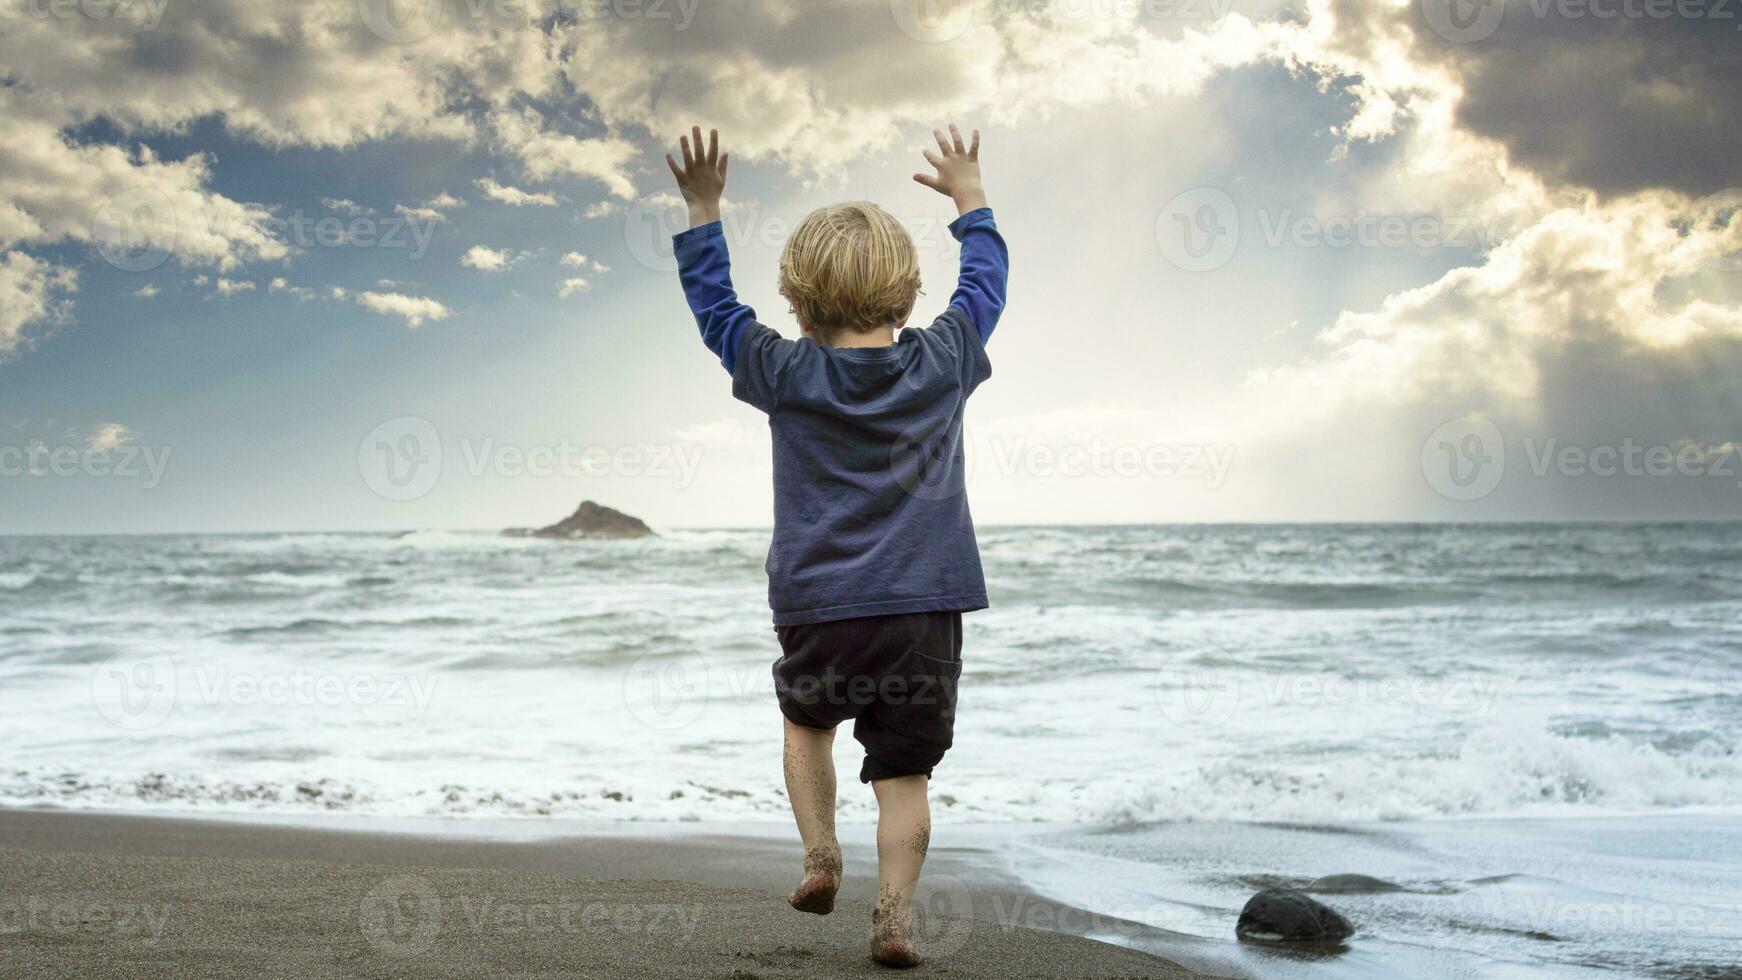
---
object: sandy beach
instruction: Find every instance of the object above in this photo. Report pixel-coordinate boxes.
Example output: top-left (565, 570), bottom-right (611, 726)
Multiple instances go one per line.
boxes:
top-left (0, 809), bottom-right (1212, 979)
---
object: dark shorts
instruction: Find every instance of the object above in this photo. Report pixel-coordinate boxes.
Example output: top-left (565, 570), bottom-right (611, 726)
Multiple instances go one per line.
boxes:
top-left (773, 611), bottom-right (963, 784)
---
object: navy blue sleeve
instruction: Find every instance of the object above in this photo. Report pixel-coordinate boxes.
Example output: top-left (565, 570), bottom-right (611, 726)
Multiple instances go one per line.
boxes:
top-left (946, 208), bottom-right (1008, 344)
top-left (731, 322), bottom-right (808, 414)
top-left (673, 220), bottom-right (758, 373)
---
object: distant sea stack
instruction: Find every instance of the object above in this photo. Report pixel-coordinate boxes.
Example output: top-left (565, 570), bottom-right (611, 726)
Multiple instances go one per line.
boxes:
top-left (502, 501), bottom-right (655, 540)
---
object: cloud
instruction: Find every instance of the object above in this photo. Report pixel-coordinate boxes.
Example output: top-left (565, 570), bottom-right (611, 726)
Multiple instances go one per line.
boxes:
top-left (395, 193), bottom-right (465, 223)
top-left (321, 197), bottom-right (369, 216)
top-left (0, 251), bottom-right (78, 361)
top-left (268, 277), bottom-right (317, 301)
top-left (1407, 6), bottom-right (1742, 198)
top-left (561, 0), bottom-right (1284, 174)
top-left (560, 252), bottom-right (609, 273)
top-left (1246, 197), bottom-right (1742, 421)
top-left (0, 0), bottom-right (1734, 512)
top-left (356, 290), bottom-right (452, 327)
top-left (0, 0), bottom-right (529, 148)
top-left (85, 423), bottom-right (133, 453)
top-left (488, 107), bottom-right (637, 198)
top-left (1169, 4), bottom-right (1742, 518)
top-left (477, 178), bottom-right (559, 207)
top-left (0, 92), bottom-right (287, 271)
top-left (557, 276), bottom-right (591, 298)
top-left (461, 246), bottom-right (516, 271)
top-left (0, 0), bottom-right (1296, 362)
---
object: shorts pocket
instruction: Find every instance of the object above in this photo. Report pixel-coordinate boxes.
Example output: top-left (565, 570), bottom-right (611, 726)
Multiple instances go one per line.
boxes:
top-left (905, 651), bottom-right (963, 719)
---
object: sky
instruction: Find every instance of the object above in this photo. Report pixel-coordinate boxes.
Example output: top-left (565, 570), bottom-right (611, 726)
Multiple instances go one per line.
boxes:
top-left (2, 0), bottom-right (1741, 533)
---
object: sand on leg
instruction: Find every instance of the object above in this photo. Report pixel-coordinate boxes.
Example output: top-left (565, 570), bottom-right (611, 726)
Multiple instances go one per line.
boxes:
top-left (782, 717), bottom-right (842, 914)
top-left (869, 773), bottom-right (930, 968)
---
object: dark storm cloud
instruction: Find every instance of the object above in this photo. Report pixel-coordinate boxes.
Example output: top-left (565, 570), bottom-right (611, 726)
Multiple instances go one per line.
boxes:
top-left (1410, 0), bottom-right (1742, 197)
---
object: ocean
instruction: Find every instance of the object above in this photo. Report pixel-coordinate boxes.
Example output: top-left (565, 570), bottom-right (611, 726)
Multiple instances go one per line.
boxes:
top-left (3, 523), bottom-right (1740, 976)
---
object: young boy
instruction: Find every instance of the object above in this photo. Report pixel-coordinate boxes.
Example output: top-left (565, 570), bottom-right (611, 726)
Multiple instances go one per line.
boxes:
top-left (666, 124), bottom-right (1007, 968)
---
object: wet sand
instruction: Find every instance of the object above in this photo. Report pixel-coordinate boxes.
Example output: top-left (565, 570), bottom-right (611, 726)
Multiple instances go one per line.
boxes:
top-left (0, 809), bottom-right (1214, 979)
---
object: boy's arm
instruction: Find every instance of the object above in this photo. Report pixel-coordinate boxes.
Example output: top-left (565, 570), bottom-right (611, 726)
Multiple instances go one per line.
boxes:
top-left (666, 128), bottom-right (801, 411)
top-left (667, 126), bottom-right (751, 372)
top-left (916, 124), bottom-right (1007, 343)
top-left (673, 222), bottom-right (756, 373)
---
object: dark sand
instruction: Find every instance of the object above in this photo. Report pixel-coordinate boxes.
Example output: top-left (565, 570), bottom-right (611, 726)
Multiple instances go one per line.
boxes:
top-left (0, 810), bottom-right (1214, 979)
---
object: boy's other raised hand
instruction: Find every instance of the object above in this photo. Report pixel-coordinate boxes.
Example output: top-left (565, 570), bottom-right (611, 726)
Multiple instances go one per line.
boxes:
top-left (914, 123), bottom-right (987, 217)
top-left (667, 126), bottom-right (728, 229)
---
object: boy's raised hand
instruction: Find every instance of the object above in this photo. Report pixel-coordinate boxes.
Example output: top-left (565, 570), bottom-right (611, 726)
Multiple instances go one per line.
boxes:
top-left (914, 123), bottom-right (987, 217)
top-left (667, 126), bottom-right (728, 229)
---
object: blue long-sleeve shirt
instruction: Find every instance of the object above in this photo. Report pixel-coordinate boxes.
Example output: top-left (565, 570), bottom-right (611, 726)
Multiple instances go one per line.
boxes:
top-left (672, 207), bottom-right (1010, 626)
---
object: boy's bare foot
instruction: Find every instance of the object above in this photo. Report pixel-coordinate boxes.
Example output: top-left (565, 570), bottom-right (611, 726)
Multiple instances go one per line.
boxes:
top-left (786, 844), bottom-right (841, 915)
top-left (869, 892), bottom-right (923, 968)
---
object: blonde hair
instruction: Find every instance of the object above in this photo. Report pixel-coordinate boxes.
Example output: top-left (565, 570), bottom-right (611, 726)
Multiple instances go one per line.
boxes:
top-left (779, 202), bottom-right (921, 338)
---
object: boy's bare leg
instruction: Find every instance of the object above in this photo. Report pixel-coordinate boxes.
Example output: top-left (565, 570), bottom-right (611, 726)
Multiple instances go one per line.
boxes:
top-left (869, 773), bottom-right (930, 968)
top-left (782, 717), bottom-right (842, 914)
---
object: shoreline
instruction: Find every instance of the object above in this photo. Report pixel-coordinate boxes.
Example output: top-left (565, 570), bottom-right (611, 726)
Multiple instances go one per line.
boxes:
top-left (0, 808), bottom-right (1217, 979)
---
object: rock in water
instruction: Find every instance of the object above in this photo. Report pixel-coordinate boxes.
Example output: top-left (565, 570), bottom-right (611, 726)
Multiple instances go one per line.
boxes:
top-left (1235, 888), bottom-right (1355, 944)
top-left (1305, 874), bottom-right (1403, 895)
top-left (502, 501), bottom-right (655, 540)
